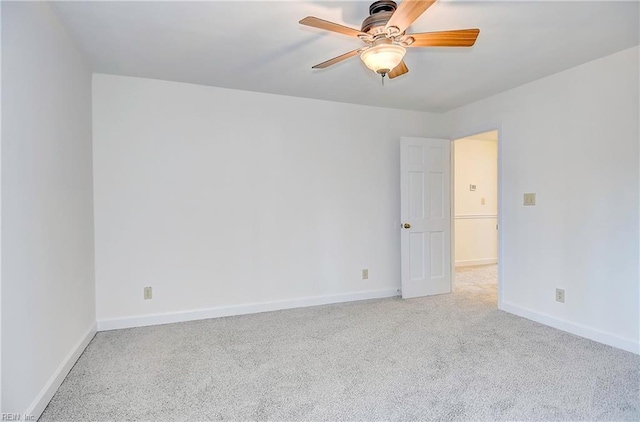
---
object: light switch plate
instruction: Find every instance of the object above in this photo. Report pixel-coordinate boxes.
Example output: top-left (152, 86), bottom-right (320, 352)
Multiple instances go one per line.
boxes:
top-left (524, 193), bottom-right (536, 206)
top-left (470, 184), bottom-right (477, 191)
top-left (556, 288), bottom-right (565, 303)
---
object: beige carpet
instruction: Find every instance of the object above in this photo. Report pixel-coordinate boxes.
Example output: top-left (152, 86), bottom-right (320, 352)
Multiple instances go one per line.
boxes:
top-left (455, 263), bottom-right (498, 295)
top-left (40, 265), bottom-right (639, 421)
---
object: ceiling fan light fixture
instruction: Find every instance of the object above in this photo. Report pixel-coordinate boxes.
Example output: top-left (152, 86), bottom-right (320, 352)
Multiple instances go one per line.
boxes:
top-left (360, 44), bottom-right (406, 75)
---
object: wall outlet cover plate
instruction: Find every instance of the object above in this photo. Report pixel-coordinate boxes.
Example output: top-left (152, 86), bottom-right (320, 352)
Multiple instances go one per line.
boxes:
top-left (524, 193), bottom-right (536, 206)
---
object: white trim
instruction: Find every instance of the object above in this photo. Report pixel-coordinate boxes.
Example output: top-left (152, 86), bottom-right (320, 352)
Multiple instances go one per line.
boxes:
top-left (496, 125), bottom-right (504, 309)
top-left (450, 140), bottom-right (455, 294)
top-left (455, 258), bottom-right (498, 267)
top-left (0, 2), bottom-right (4, 410)
top-left (98, 289), bottom-right (399, 331)
top-left (455, 214), bottom-right (497, 220)
top-left (502, 301), bottom-right (639, 355)
top-left (24, 322), bottom-right (97, 420)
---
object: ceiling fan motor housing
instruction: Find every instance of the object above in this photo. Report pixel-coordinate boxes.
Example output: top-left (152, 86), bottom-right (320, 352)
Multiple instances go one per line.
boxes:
top-left (361, 0), bottom-right (398, 35)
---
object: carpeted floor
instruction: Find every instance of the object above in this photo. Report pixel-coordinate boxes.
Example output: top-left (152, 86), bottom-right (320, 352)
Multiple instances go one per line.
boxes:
top-left (40, 265), bottom-right (639, 421)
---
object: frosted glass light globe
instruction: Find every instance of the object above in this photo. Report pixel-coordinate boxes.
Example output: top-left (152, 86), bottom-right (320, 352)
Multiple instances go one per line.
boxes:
top-left (360, 44), bottom-right (406, 75)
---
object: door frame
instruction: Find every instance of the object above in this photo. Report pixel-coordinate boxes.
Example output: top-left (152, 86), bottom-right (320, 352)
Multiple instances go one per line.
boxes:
top-left (449, 124), bottom-right (504, 310)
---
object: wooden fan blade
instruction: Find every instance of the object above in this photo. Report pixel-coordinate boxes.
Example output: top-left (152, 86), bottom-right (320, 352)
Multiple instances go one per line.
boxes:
top-left (385, 0), bottom-right (437, 34)
top-left (408, 29), bottom-right (480, 47)
top-left (300, 16), bottom-right (365, 38)
top-left (388, 61), bottom-right (409, 79)
top-left (312, 49), bottom-right (361, 69)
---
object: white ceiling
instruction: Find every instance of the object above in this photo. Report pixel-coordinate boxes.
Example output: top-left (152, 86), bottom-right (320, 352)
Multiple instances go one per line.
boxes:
top-left (457, 130), bottom-right (498, 142)
top-left (51, 0), bottom-right (639, 112)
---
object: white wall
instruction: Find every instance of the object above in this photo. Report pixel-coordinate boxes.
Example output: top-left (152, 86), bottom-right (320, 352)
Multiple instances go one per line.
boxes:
top-left (1, 2), bottom-right (96, 416)
top-left (454, 138), bottom-right (498, 266)
top-left (447, 46), bottom-right (640, 353)
top-left (92, 74), bottom-right (448, 327)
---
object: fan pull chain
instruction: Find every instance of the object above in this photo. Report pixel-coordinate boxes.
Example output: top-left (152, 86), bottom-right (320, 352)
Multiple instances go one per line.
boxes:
top-left (381, 73), bottom-right (385, 86)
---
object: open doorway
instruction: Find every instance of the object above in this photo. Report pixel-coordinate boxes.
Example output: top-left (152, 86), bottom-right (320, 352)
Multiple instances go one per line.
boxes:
top-left (452, 130), bottom-right (499, 303)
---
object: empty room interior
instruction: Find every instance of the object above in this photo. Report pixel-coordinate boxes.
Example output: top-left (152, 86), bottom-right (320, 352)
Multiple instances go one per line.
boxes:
top-left (2, 0), bottom-right (639, 421)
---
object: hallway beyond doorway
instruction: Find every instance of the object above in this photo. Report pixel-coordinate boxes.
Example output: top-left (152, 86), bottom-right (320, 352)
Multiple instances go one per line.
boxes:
top-left (455, 264), bottom-right (497, 304)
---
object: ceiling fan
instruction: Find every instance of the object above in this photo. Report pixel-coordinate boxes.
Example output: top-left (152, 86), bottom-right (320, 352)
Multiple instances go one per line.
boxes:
top-left (299, 0), bottom-right (479, 80)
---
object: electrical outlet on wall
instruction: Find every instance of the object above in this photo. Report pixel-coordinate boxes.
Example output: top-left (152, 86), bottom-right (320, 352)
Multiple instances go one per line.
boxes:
top-left (362, 269), bottom-right (369, 280)
top-left (524, 193), bottom-right (536, 206)
top-left (144, 286), bottom-right (153, 300)
top-left (555, 288), bottom-right (565, 303)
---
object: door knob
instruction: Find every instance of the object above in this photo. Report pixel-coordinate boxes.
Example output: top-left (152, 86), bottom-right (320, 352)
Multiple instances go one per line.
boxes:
top-left (403, 223), bottom-right (411, 229)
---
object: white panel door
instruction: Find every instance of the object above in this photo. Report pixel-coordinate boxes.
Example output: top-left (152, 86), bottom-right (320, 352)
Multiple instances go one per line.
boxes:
top-left (400, 137), bottom-right (451, 299)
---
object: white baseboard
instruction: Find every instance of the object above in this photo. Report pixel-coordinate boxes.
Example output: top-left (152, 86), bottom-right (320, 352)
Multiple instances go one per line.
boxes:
top-left (501, 301), bottom-right (639, 355)
top-left (97, 288), bottom-right (399, 331)
top-left (455, 258), bottom-right (497, 267)
top-left (24, 322), bottom-right (97, 420)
